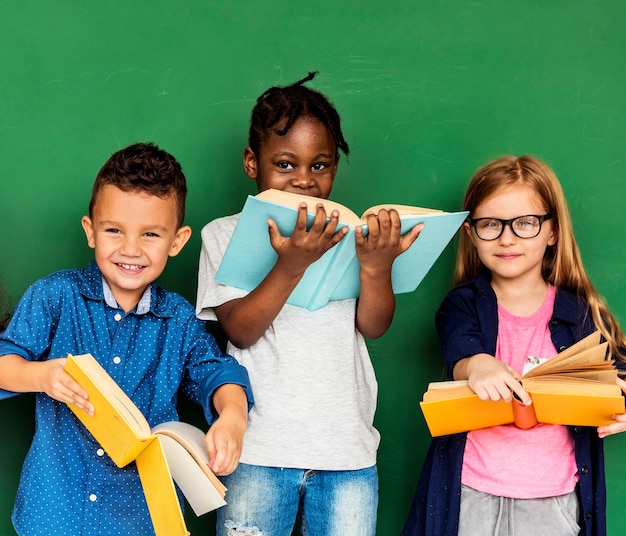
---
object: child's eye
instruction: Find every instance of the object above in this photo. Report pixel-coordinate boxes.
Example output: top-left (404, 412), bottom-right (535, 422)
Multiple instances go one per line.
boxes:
top-left (311, 162), bottom-right (329, 171)
top-left (144, 232), bottom-right (161, 238)
top-left (105, 228), bottom-right (121, 234)
top-left (277, 161), bottom-right (295, 170)
top-left (479, 220), bottom-right (500, 230)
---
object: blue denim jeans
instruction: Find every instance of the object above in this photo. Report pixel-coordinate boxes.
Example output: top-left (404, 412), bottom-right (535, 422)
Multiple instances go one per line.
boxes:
top-left (216, 463), bottom-right (378, 536)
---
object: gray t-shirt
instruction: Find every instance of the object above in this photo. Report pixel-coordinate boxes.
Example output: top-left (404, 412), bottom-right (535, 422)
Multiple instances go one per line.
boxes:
top-left (196, 214), bottom-right (380, 470)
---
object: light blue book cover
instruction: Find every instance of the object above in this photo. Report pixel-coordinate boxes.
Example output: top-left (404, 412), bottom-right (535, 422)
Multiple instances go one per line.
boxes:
top-left (215, 192), bottom-right (468, 311)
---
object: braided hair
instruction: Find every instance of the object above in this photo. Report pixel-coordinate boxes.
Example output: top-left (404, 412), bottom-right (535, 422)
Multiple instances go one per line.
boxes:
top-left (248, 72), bottom-right (349, 157)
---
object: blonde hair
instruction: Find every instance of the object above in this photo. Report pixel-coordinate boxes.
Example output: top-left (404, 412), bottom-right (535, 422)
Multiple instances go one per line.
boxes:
top-left (457, 155), bottom-right (626, 360)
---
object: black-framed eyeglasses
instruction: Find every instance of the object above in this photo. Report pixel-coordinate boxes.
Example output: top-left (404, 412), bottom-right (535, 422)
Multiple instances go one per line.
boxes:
top-left (468, 212), bottom-right (554, 241)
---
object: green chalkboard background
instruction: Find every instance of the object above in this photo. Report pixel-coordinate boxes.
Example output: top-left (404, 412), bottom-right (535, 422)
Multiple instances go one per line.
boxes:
top-left (1, 1), bottom-right (625, 534)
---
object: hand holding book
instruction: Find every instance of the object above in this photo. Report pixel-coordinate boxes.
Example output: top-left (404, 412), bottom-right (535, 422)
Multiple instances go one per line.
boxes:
top-left (420, 331), bottom-right (626, 437)
top-left (215, 189), bottom-right (468, 311)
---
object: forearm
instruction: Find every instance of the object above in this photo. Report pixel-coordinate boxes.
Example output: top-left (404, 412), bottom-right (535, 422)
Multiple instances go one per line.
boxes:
top-left (356, 266), bottom-right (395, 339)
top-left (0, 354), bottom-right (42, 392)
top-left (452, 356), bottom-right (473, 380)
top-left (217, 259), bottom-right (306, 348)
top-left (212, 384), bottom-right (249, 426)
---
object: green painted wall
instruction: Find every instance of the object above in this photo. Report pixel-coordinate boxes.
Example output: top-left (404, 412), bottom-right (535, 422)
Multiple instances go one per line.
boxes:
top-left (1, 1), bottom-right (625, 534)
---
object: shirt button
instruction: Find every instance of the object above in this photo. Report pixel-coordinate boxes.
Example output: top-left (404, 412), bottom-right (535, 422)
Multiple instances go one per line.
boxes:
top-left (113, 356), bottom-right (122, 365)
top-left (89, 494), bottom-right (98, 502)
top-left (96, 448), bottom-right (105, 456)
top-left (114, 313), bottom-right (122, 322)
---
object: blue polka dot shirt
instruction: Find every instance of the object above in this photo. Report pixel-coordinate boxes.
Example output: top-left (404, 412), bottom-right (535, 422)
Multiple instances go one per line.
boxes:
top-left (0, 260), bottom-right (253, 536)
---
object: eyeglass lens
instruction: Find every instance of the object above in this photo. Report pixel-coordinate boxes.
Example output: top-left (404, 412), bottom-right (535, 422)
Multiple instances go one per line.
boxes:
top-left (474, 216), bottom-right (543, 240)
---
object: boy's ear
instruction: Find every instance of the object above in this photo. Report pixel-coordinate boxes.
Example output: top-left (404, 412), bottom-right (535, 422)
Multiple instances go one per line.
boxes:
top-left (81, 216), bottom-right (96, 248)
top-left (243, 146), bottom-right (258, 180)
top-left (169, 225), bottom-right (192, 257)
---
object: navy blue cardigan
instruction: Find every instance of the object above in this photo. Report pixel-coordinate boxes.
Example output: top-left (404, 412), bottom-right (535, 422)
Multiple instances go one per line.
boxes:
top-left (402, 272), bottom-right (623, 536)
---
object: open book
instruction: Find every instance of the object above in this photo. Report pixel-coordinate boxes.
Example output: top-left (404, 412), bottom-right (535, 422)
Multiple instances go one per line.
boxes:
top-left (420, 331), bottom-right (625, 436)
top-left (215, 189), bottom-right (468, 311)
top-left (64, 353), bottom-right (226, 536)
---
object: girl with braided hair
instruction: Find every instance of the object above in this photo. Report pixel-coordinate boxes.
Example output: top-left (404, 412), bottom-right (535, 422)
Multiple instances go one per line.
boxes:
top-left (197, 72), bottom-right (422, 535)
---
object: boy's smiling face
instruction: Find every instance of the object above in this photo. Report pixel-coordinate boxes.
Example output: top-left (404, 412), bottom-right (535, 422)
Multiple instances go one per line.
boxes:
top-left (81, 185), bottom-right (191, 312)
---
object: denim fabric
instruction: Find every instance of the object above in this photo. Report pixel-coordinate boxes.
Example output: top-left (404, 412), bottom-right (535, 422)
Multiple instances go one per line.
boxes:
top-left (216, 463), bottom-right (378, 536)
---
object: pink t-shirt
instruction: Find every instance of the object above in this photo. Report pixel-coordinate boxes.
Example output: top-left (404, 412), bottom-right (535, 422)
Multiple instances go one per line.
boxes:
top-left (461, 284), bottom-right (579, 498)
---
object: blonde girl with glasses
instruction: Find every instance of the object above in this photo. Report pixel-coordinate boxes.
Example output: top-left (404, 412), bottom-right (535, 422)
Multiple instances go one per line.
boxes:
top-left (403, 155), bottom-right (626, 536)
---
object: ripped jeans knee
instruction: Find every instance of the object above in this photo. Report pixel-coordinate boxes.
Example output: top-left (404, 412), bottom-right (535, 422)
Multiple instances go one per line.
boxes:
top-left (223, 519), bottom-right (264, 536)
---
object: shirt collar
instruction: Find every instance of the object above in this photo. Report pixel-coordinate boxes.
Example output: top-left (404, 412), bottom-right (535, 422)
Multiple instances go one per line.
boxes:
top-left (80, 260), bottom-right (171, 318)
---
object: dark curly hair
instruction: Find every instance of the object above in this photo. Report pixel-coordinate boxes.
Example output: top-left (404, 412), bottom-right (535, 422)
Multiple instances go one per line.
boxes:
top-left (88, 142), bottom-right (187, 228)
top-left (248, 71), bottom-right (350, 157)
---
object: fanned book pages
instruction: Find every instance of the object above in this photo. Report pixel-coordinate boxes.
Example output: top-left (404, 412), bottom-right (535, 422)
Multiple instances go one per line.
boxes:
top-left (420, 331), bottom-right (625, 436)
top-left (64, 353), bottom-right (227, 536)
top-left (215, 189), bottom-right (468, 311)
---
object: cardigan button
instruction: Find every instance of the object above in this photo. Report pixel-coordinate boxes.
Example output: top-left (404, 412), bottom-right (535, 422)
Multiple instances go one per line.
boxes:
top-left (581, 466), bottom-right (589, 475)
top-left (586, 512), bottom-right (593, 520)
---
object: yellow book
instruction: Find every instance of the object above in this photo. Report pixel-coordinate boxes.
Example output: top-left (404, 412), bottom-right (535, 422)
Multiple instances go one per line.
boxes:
top-left (420, 331), bottom-right (625, 436)
top-left (64, 353), bottom-right (227, 536)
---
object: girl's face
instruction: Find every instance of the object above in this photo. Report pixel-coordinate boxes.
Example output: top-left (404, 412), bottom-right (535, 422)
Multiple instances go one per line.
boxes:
top-left (243, 116), bottom-right (339, 199)
top-left (465, 184), bottom-right (557, 287)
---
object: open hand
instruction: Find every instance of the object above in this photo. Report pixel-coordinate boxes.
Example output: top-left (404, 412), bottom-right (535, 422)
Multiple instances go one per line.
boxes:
top-left (267, 202), bottom-right (347, 275)
top-left (355, 209), bottom-right (423, 276)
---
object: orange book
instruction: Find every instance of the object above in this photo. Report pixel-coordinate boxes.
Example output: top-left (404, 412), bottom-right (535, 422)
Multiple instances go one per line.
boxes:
top-left (420, 331), bottom-right (625, 437)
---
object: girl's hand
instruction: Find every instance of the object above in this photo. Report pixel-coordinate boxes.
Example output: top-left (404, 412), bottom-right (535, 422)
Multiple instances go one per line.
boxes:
top-left (463, 353), bottom-right (532, 405)
top-left (597, 377), bottom-right (626, 438)
top-left (35, 358), bottom-right (94, 415)
top-left (267, 202), bottom-right (347, 275)
top-left (355, 209), bottom-right (423, 276)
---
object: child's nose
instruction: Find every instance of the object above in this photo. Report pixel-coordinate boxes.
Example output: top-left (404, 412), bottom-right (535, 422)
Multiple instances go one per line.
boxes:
top-left (498, 223), bottom-right (517, 243)
top-left (120, 236), bottom-right (141, 256)
top-left (290, 168), bottom-right (314, 187)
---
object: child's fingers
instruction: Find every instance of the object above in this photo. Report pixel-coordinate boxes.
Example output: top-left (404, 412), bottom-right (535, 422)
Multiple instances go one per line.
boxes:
top-left (509, 381), bottom-right (532, 407)
top-left (205, 431), bottom-right (218, 471)
top-left (206, 429), bottom-right (241, 476)
top-left (401, 223), bottom-right (424, 250)
top-left (598, 414), bottom-right (626, 438)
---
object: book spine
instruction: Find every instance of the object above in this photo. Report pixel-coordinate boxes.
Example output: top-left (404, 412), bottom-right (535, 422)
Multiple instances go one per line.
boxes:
top-left (512, 396), bottom-right (538, 429)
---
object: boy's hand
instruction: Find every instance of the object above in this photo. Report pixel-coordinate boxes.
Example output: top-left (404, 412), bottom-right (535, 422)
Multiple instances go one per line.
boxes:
top-left (0, 354), bottom-right (93, 414)
top-left (598, 377), bottom-right (626, 438)
top-left (267, 202), bottom-right (347, 275)
top-left (36, 358), bottom-right (94, 415)
top-left (355, 209), bottom-right (423, 275)
top-left (206, 384), bottom-right (248, 475)
top-left (205, 413), bottom-right (246, 476)
top-left (463, 353), bottom-right (531, 405)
